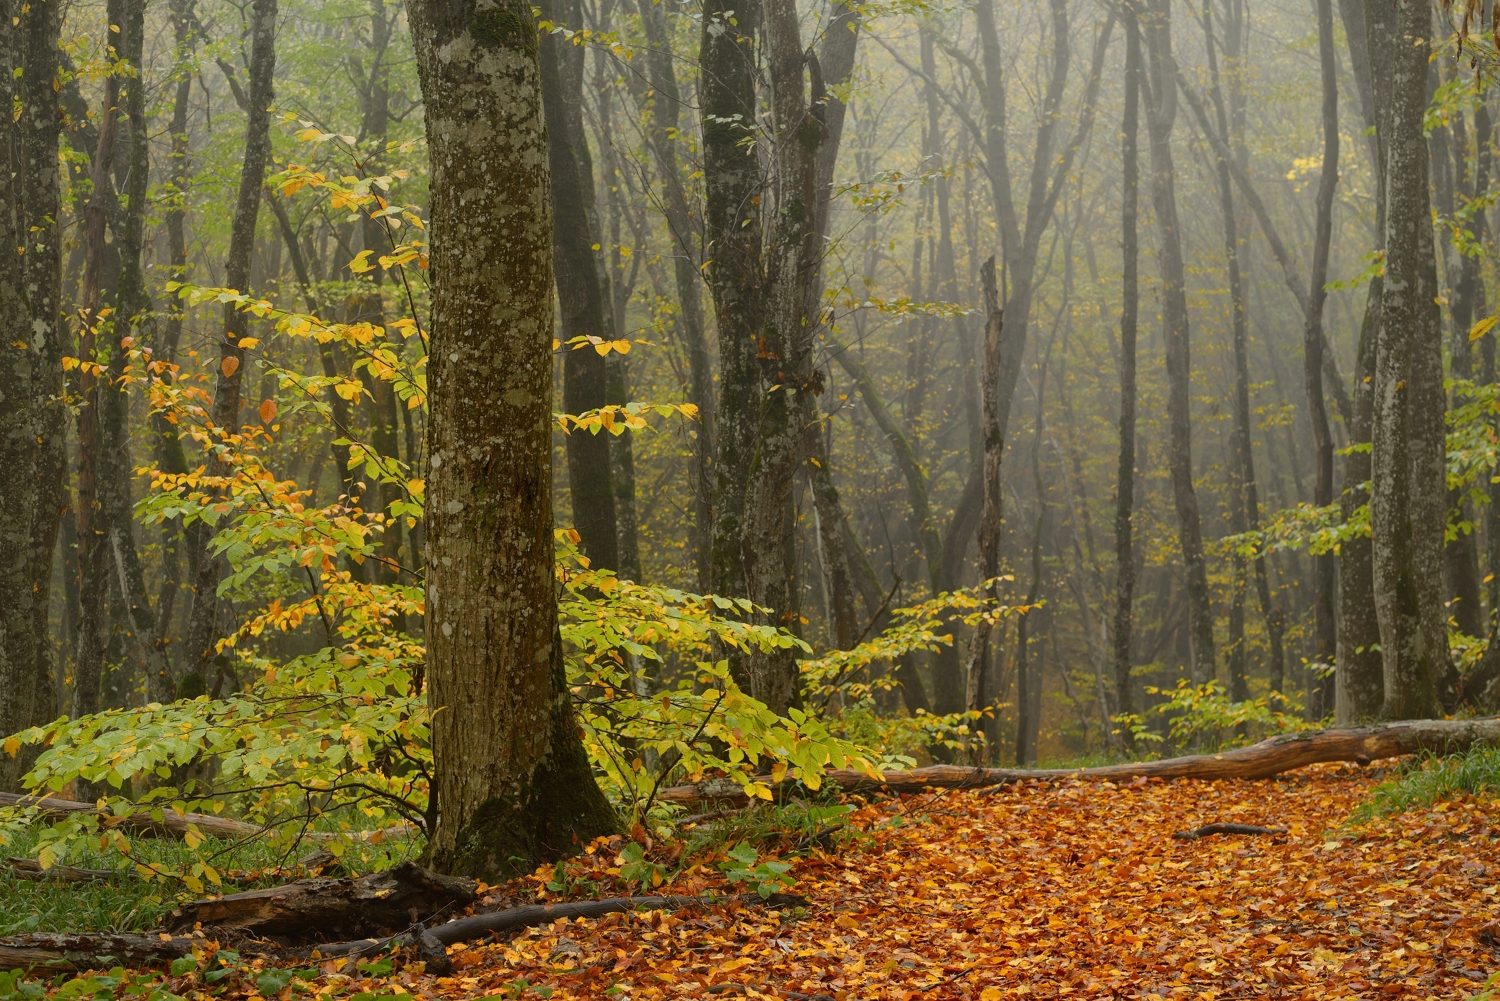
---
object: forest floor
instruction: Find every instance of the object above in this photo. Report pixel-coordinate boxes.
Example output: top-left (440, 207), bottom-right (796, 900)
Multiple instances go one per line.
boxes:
top-left (306, 764), bottom-right (1497, 1001)
top-left (5, 763), bottom-right (1498, 1000)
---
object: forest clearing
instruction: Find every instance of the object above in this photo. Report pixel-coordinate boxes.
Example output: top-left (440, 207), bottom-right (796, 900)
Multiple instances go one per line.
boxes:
top-left (7, 0), bottom-right (1500, 993)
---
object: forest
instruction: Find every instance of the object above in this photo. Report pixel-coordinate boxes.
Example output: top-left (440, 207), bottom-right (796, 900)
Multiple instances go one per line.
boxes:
top-left (0, 0), bottom-right (1499, 995)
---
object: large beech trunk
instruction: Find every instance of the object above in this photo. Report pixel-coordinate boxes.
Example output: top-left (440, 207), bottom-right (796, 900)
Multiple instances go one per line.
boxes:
top-left (409, 0), bottom-right (616, 881)
top-left (656, 718), bottom-right (1500, 802)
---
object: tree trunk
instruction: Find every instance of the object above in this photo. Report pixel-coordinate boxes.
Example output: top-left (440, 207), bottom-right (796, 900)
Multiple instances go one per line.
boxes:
top-left (1111, 12), bottom-right (1141, 749)
top-left (181, 0), bottom-right (278, 680)
top-left (409, 0), bottom-right (617, 881)
top-left (1015, 347), bottom-right (1051, 766)
top-left (966, 259), bottom-right (1004, 755)
top-left (0, 0), bottom-right (64, 788)
top-left (1370, 0), bottom-right (1447, 719)
top-left (702, 0), bottom-right (765, 610)
top-left (73, 3), bottom-right (124, 721)
top-left (1335, 0), bottom-right (1384, 723)
top-left (541, 0), bottom-right (618, 571)
top-left (737, 0), bottom-right (823, 715)
top-left (635, 0), bottom-right (713, 589)
top-left (1142, 0), bottom-right (1215, 684)
top-left (1303, 0), bottom-right (1339, 716)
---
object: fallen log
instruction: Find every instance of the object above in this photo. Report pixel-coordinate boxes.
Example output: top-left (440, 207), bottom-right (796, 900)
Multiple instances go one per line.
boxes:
top-left (0, 932), bottom-right (214, 972)
top-left (5, 858), bottom-right (120, 882)
top-left (166, 861), bottom-right (476, 941)
top-left (304, 892), bottom-right (810, 974)
top-left (656, 717), bottom-right (1500, 803)
top-left (0, 792), bottom-right (263, 841)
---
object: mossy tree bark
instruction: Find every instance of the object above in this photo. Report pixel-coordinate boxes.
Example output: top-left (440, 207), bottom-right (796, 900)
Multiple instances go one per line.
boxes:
top-left (1369, 0), bottom-right (1447, 719)
top-left (409, 0), bottom-right (616, 881)
top-left (0, 0), bottom-right (65, 789)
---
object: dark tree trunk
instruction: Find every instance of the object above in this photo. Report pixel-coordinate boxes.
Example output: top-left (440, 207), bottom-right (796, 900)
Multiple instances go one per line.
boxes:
top-left (967, 259), bottom-right (1004, 755)
top-left (409, 0), bottom-right (617, 881)
top-left (0, 0), bottom-right (64, 787)
top-left (541, 0), bottom-right (617, 571)
top-left (702, 0), bottom-right (764, 610)
top-left (606, 354), bottom-right (641, 582)
top-left (181, 0), bottom-right (278, 681)
top-left (1111, 11), bottom-right (1141, 748)
top-left (1302, 0), bottom-right (1339, 716)
top-left (73, 2), bottom-right (124, 720)
top-left (1015, 349), bottom-right (1051, 766)
top-left (1370, 0), bottom-right (1447, 719)
top-left (1142, 0), bottom-right (1215, 684)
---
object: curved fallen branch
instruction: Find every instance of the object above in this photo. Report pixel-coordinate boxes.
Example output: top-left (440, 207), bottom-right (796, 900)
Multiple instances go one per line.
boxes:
top-left (656, 717), bottom-right (1500, 803)
top-left (1171, 823), bottom-right (1285, 841)
top-left (305, 892), bottom-right (810, 974)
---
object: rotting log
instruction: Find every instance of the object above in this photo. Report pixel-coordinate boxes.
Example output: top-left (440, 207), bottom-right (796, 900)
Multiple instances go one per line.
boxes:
top-left (166, 861), bottom-right (476, 940)
top-left (0, 933), bottom-right (204, 972)
top-left (6, 857), bottom-right (119, 882)
top-left (0, 792), bottom-right (262, 840)
top-left (657, 717), bottom-right (1500, 803)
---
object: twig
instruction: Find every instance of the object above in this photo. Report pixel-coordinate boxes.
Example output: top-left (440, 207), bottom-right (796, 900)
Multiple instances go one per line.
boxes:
top-left (1172, 823), bottom-right (1286, 841)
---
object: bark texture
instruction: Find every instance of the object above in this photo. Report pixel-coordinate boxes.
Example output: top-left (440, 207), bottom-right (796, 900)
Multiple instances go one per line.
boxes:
top-left (1370, 0), bottom-right (1447, 719)
top-left (409, 0), bottom-right (616, 880)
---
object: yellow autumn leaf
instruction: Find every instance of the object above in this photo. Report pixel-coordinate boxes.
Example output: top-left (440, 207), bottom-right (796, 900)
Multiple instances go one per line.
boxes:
top-left (348, 249), bottom-right (375, 273)
top-left (611, 339), bottom-right (631, 354)
top-left (237, 336), bottom-right (260, 349)
top-left (406, 478), bottom-right (425, 496)
top-left (1470, 315), bottom-right (1499, 342)
top-left (980, 989), bottom-right (1005, 1001)
top-left (183, 828), bottom-right (203, 850)
top-left (2, 736), bottom-right (17, 758)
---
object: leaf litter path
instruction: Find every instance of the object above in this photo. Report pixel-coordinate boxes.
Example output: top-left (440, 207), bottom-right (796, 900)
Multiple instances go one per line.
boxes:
top-left (392, 765), bottom-right (1497, 1000)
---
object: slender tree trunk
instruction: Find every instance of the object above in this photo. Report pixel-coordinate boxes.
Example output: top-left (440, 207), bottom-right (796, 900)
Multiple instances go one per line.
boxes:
top-left (1142, 0), bottom-right (1215, 684)
top-left (1370, 0), bottom-right (1447, 718)
top-left (410, 0), bottom-right (617, 879)
top-left (966, 259), bottom-right (1004, 758)
top-left (1111, 12), bottom-right (1141, 749)
top-left (702, 0), bottom-right (764, 611)
top-left (541, 0), bottom-right (617, 571)
top-left (181, 0), bottom-right (278, 682)
top-left (737, 0), bottom-right (824, 715)
top-left (1303, 0), bottom-right (1339, 716)
top-left (73, 3), bottom-right (123, 720)
top-left (1334, 0), bottom-right (1384, 722)
top-left (635, 0), bottom-right (713, 589)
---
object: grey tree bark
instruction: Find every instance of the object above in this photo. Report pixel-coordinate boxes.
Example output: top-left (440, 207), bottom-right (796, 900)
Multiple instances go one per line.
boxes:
top-left (1142, 0), bottom-right (1215, 684)
top-left (409, 0), bottom-right (617, 879)
top-left (1369, 0), bottom-right (1447, 719)
top-left (1334, 0), bottom-right (1384, 722)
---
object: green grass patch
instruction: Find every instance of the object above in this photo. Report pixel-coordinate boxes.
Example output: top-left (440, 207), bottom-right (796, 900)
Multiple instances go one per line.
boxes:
top-left (1349, 744), bottom-right (1500, 824)
top-left (0, 827), bottom-right (423, 936)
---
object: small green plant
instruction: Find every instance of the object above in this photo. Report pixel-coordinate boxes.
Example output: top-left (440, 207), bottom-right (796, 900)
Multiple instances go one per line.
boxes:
top-left (1471, 971), bottom-right (1500, 1001)
top-left (719, 843), bottom-right (793, 899)
top-left (1350, 745), bottom-right (1500, 823)
top-left (617, 842), bottom-right (667, 891)
top-left (1144, 680), bottom-right (1315, 751)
